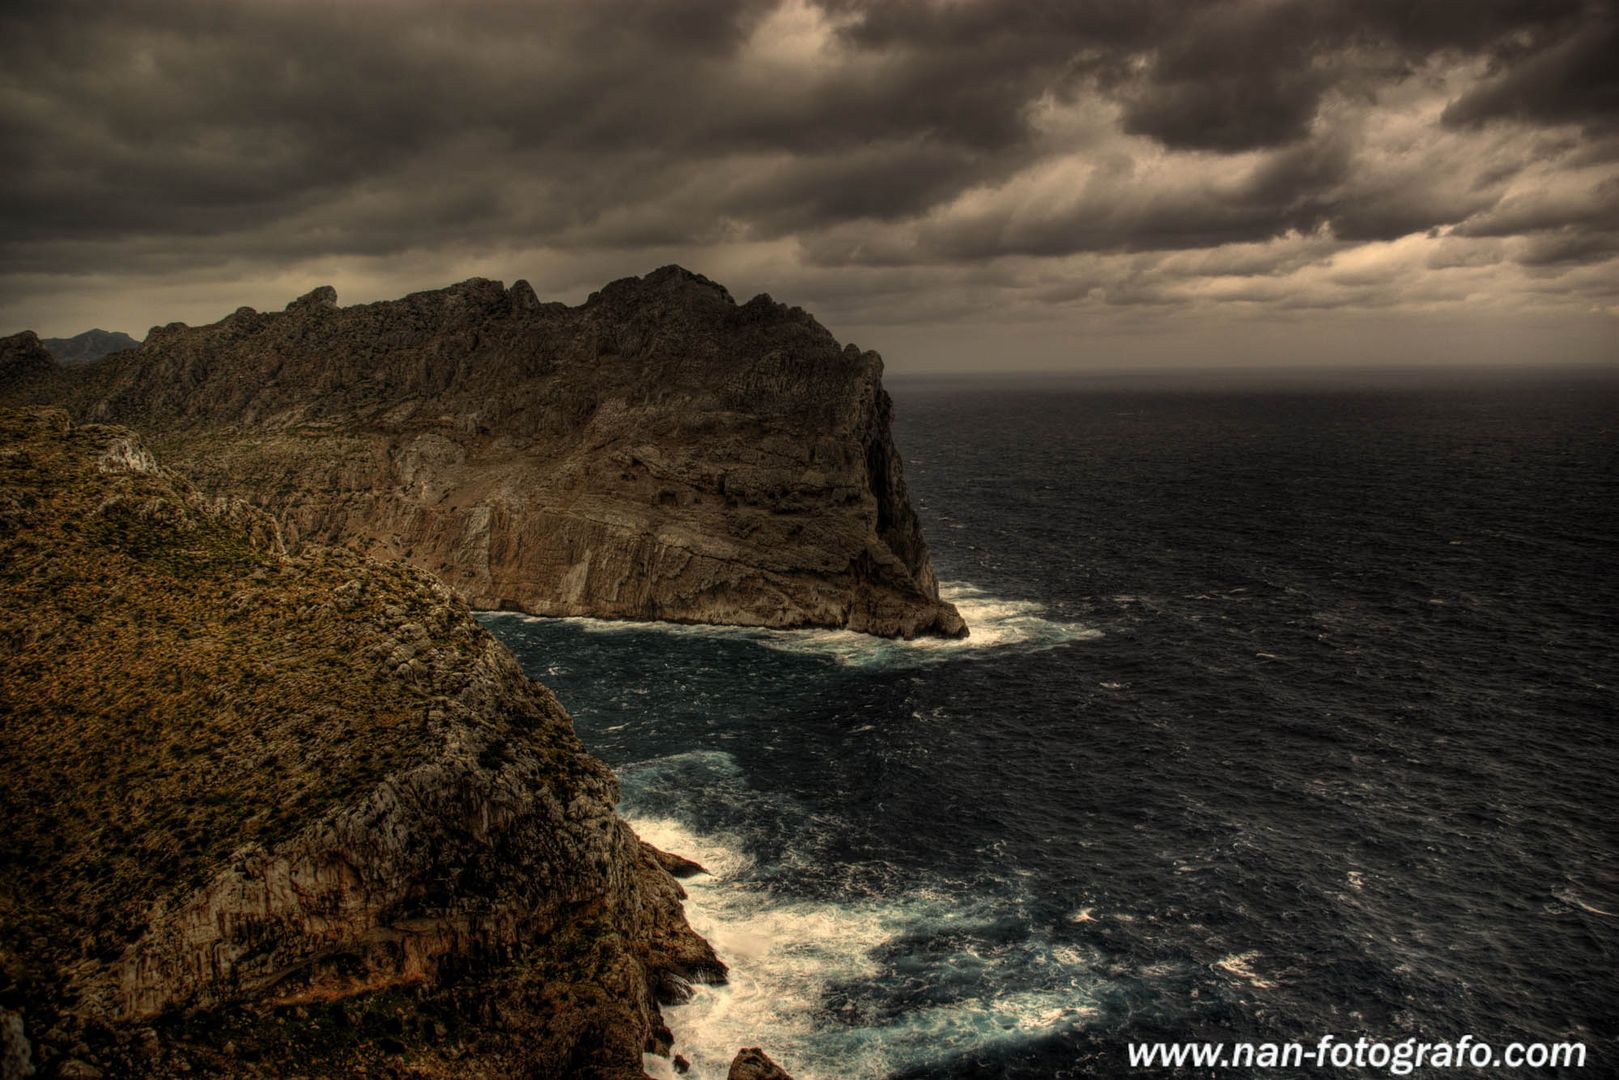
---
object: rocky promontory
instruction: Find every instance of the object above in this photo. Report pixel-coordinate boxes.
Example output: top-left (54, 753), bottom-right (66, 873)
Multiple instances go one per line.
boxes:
top-left (4, 267), bottom-right (965, 639)
top-left (0, 407), bottom-right (731, 1078)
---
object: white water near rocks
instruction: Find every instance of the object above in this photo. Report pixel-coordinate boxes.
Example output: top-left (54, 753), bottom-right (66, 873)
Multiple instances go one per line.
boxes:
top-left (490, 582), bottom-right (1099, 671)
top-left (632, 813), bottom-right (1105, 1080)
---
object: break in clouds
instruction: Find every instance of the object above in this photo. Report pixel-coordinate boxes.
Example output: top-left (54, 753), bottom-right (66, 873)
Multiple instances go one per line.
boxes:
top-left (2, 0), bottom-right (1616, 368)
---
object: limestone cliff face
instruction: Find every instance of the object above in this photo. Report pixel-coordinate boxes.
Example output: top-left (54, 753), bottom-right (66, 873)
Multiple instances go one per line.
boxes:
top-left (0, 407), bottom-right (722, 1078)
top-left (14, 267), bottom-right (965, 639)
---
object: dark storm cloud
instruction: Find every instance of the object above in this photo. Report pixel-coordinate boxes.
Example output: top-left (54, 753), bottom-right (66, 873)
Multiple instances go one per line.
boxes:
top-left (1, 0), bottom-right (1615, 344)
top-left (829, 0), bottom-right (1596, 152)
top-left (1113, 1), bottom-right (1338, 152)
top-left (722, 141), bottom-right (1022, 232)
top-left (1441, 10), bottom-right (1619, 132)
top-left (0, 1), bottom-right (764, 241)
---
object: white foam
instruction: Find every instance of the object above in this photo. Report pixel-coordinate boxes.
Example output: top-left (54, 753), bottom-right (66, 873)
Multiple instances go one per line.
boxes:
top-left (632, 815), bottom-right (755, 878)
top-left (630, 814), bottom-right (1104, 1079)
top-left (1213, 951), bottom-right (1276, 990)
top-left (1555, 891), bottom-right (1617, 918)
top-left (778, 580), bottom-right (1101, 667)
top-left (629, 816), bottom-right (895, 1079)
top-left (487, 581), bottom-right (1098, 669)
top-left (643, 1052), bottom-right (681, 1079)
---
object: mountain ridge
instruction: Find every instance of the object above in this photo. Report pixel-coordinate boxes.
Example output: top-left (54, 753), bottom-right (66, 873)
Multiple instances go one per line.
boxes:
top-left (40, 328), bottom-right (140, 366)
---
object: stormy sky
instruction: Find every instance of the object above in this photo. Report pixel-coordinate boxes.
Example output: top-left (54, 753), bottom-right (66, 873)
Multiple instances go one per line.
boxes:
top-left (3, 0), bottom-right (1616, 372)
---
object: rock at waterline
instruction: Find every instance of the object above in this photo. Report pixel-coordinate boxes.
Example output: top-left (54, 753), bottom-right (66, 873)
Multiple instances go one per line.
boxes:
top-left (729, 1046), bottom-right (795, 1080)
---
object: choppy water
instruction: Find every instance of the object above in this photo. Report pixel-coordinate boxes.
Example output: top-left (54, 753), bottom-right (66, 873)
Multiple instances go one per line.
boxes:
top-left (480, 368), bottom-right (1619, 1079)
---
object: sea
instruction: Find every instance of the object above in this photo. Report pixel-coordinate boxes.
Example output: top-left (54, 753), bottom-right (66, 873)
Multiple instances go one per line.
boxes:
top-left (478, 367), bottom-right (1619, 1079)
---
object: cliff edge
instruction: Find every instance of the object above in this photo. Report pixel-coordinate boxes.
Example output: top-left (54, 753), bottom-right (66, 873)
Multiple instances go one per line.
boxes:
top-left (6, 267), bottom-right (965, 639)
top-left (0, 406), bottom-right (727, 1078)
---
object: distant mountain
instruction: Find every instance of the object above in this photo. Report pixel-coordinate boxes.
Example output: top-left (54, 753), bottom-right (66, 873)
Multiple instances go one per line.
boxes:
top-left (41, 327), bottom-right (139, 365)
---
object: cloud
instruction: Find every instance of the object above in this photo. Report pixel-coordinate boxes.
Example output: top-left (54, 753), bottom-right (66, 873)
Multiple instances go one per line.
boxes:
top-left (1441, 9), bottom-right (1619, 132)
top-left (0, 0), bottom-right (1614, 365)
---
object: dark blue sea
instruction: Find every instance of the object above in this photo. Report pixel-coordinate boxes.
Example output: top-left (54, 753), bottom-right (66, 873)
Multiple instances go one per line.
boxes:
top-left (479, 369), bottom-right (1619, 1079)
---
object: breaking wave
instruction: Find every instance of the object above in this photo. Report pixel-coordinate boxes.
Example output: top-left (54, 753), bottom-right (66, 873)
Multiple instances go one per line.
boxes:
top-left (483, 582), bottom-right (1097, 670)
top-left (622, 758), bottom-right (1107, 1080)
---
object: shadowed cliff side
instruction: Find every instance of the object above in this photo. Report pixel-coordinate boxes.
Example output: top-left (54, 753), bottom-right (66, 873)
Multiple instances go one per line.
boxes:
top-left (0, 407), bottom-right (730, 1078)
top-left (4, 267), bottom-right (965, 639)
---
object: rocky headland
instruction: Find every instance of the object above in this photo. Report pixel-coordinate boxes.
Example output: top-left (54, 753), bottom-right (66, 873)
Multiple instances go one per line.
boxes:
top-left (1, 267), bottom-right (964, 639)
top-left (0, 407), bottom-right (744, 1078)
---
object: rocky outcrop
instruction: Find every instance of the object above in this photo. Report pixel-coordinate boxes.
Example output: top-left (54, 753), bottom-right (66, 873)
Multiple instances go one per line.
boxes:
top-left (40, 329), bottom-right (139, 366)
top-left (7, 267), bottom-right (965, 639)
top-left (643, 841), bottom-right (708, 880)
top-left (0, 407), bottom-right (729, 1078)
top-left (729, 1047), bottom-right (796, 1080)
top-left (0, 1009), bottom-right (32, 1079)
top-left (0, 332), bottom-right (59, 398)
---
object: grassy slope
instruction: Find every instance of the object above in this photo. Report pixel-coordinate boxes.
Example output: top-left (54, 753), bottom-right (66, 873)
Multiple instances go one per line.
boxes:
top-left (0, 408), bottom-right (480, 984)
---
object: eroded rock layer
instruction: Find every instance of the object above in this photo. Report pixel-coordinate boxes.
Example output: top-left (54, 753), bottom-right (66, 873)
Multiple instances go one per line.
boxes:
top-left (8, 267), bottom-right (964, 638)
top-left (0, 407), bottom-right (722, 1078)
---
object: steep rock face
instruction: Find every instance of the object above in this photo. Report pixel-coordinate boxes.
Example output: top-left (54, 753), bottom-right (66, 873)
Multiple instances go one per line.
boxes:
top-left (18, 268), bottom-right (965, 638)
top-left (0, 407), bottom-right (723, 1078)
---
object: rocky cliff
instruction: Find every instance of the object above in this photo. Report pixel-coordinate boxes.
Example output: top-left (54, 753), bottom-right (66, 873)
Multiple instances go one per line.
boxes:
top-left (5, 267), bottom-right (964, 639)
top-left (0, 332), bottom-right (60, 400)
top-left (0, 407), bottom-right (728, 1078)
